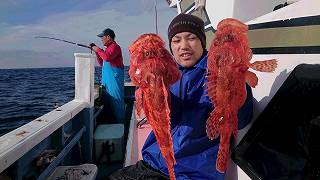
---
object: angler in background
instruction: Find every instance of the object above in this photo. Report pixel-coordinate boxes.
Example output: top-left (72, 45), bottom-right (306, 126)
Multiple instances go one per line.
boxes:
top-left (90, 28), bottom-right (125, 124)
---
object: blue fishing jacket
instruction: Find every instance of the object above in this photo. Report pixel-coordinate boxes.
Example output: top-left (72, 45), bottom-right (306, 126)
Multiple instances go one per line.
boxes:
top-left (142, 52), bottom-right (253, 180)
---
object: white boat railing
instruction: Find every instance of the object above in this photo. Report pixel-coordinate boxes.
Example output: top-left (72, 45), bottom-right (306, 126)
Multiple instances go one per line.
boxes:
top-left (0, 53), bottom-right (96, 173)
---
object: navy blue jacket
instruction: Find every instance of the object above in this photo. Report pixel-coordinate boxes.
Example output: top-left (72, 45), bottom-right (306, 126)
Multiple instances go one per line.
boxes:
top-left (142, 52), bottom-right (253, 180)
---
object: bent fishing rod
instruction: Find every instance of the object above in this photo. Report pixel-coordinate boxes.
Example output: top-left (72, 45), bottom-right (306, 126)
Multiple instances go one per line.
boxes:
top-left (35, 36), bottom-right (92, 49)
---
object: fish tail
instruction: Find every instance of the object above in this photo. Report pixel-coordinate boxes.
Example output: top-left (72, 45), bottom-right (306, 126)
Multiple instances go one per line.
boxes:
top-left (216, 129), bottom-right (232, 173)
top-left (160, 78), bottom-right (177, 180)
top-left (162, 147), bottom-right (176, 180)
top-left (168, 164), bottom-right (176, 180)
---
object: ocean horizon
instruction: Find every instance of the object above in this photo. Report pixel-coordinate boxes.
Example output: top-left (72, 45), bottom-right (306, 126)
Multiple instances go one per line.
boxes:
top-left (0, 66), bottom-right (130, 136)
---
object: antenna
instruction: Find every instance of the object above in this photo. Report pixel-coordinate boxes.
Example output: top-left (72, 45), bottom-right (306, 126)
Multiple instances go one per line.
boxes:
top-left (154, 0), bottom-right (158, 34)
top-left (141, 0), bottom-right (159, 34)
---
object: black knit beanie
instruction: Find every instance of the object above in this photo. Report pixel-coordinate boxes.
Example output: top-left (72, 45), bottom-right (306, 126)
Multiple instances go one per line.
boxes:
top-left (168, 13), bottom-right (206, 52)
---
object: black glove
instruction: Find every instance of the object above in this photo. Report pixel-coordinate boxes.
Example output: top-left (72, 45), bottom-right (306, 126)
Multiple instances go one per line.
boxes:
top-left (89, 43), bottom-right (96, 48)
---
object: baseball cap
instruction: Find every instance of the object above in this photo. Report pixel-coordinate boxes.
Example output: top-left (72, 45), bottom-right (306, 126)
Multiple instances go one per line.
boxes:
top-left (97, 28), bottom-right (115, 39)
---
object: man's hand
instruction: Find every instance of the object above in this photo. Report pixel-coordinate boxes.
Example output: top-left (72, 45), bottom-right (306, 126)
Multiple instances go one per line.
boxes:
top-left (90, 43), bottom-right (98, 52)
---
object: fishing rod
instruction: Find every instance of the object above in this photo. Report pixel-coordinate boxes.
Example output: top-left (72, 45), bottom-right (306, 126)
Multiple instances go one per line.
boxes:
top-left (35, 36), bottom-right (91, 49)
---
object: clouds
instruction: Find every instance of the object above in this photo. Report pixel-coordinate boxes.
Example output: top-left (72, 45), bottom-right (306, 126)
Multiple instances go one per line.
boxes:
top-left (0, 0), bottom-right (110, 25)
top-left (0, 0), bottom-right (177, 69)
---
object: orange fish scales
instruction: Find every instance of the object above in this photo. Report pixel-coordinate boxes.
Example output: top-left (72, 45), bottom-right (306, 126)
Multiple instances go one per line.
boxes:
top-left (128, 34), bottom-right (180, 180)
top-left (206, 18), bottom-right (277, 173)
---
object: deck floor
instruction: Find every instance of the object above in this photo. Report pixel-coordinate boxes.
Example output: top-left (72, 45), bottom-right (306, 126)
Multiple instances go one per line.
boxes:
top-left (96, 162), bottom-right (123, 179)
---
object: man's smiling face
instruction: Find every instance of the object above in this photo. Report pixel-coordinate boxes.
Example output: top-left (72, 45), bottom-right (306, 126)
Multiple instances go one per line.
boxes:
top-left (170, 32), bottom-right (204, 68)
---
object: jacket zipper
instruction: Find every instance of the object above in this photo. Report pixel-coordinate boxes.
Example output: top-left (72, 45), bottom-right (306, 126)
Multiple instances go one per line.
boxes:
top-left (179, 70), bottom-right (186, 104)
top-left (178, 70), bottom-right (185, 123)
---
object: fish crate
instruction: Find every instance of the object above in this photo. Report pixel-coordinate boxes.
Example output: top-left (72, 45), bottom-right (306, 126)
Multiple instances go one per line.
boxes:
top-left (47, 164), bottom-right (97, 180)
top-left (94, 124), bottom-right (124, 163)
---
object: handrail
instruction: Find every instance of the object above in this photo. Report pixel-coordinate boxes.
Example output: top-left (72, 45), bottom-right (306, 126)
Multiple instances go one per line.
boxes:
top-left (37, 126), bottom-right (86, 180)
top-left (0, 53), bottom-right (95, 174)
top-left (0, 100), bottom-right (87, 173)
top-left (94, 105), bottom-right (104, 120)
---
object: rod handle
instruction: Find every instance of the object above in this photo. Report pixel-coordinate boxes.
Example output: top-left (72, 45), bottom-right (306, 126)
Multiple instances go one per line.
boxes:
top-left (77, 43), bottom-right (91, 49)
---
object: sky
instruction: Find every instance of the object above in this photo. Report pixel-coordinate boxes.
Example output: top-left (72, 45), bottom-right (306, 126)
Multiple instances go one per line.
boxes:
top-left (0, 0), bottom-right (177, 69)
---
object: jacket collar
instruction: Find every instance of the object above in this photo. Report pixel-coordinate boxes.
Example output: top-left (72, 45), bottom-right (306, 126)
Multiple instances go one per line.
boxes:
top-left (105, 40), bottom-right (116, 47)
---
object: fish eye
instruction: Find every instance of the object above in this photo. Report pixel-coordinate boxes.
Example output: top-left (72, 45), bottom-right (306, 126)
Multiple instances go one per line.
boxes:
top-left (145, 51), bottom-right (150, 57)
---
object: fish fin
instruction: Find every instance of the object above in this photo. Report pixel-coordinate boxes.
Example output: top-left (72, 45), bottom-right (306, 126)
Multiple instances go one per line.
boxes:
top-left (245, 71), bottom-right (258, 88)
top-left (206, 110), bottom-right (222, 140)
top-left (135, 88), bottom-right (143, 118)
top-left (250, 59), bottom-right (277, 72)
top-left (161, 78), bottom-right (172, 126)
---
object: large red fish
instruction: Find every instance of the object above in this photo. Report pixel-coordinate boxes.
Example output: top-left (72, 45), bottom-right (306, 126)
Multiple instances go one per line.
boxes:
top-left (129, 34), bottom-right (180, 180)
top-left (206, 18), bottom-right (277, 173)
